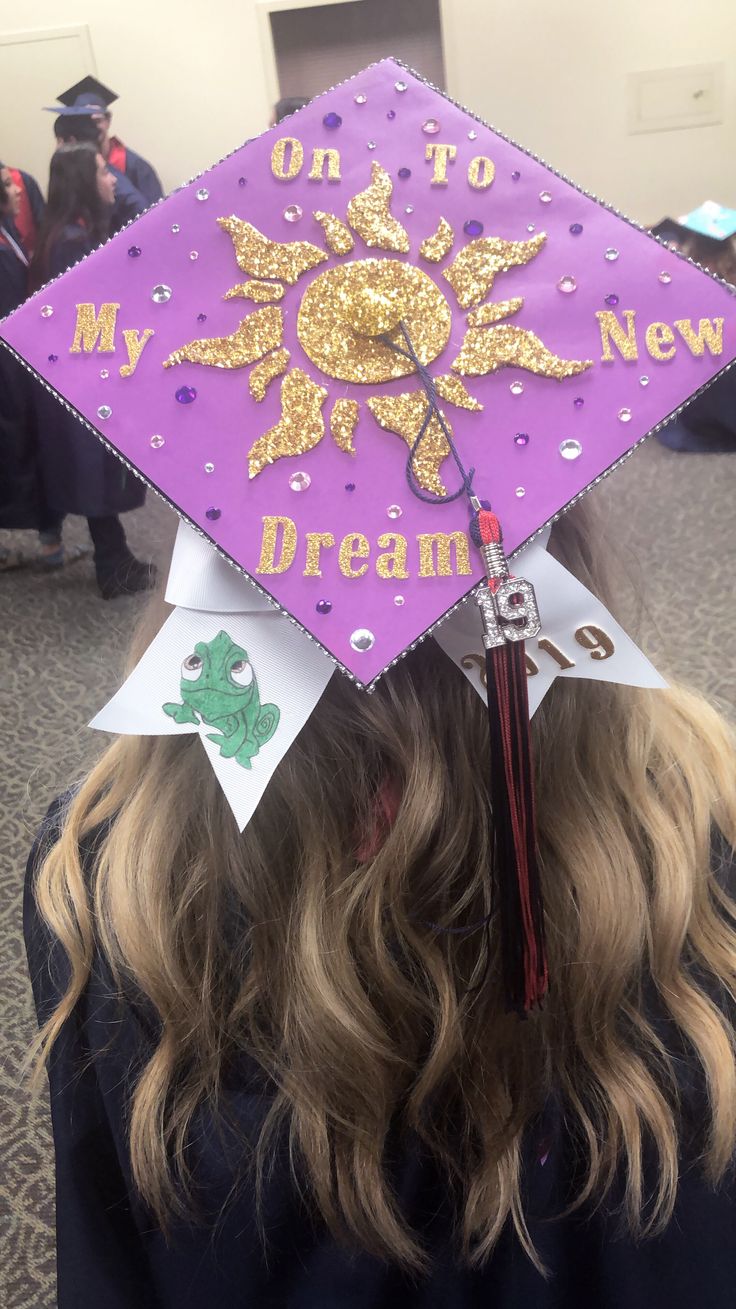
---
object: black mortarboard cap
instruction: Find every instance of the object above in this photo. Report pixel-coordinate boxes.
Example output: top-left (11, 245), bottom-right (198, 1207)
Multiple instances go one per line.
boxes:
top-left (44, 76), bottom-right (118, 116)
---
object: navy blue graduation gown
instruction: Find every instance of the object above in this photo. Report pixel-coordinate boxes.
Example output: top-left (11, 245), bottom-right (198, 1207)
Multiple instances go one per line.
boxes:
top-left (25, 797), bottom-right (736, 1309)
top-left (108, 137), bottom-right (163, 207)
top-left (108, 165), bottom-right (148, 234)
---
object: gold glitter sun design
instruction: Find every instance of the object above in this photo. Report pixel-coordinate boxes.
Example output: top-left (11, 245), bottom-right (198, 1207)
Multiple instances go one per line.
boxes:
top-left (163, 162), bottom-right (592, 495)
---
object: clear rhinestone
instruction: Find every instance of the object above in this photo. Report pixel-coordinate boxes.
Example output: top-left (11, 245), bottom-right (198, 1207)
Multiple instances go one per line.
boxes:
top-left (150, 434), bottom-right (165, 448)
top-left (557, 275), bottom-right (577, 294)
top-left (283, 204), bottom-right (302, 222)
top-left (405, 205), bottom-right (414, 214)
top-left (395, 80), bottom-right (407, 92)
top-left (40, 305), bottom-right (53, 318)
top-left (527, 224), bottom-right (535, 232)
top-left (189, 250), bottom-right (198, 261)
top-left (350, 628), bottom-right (375, 652)
top-left (422, 118), bottom-right (440, 135)
top-left (288, 471), bottom-right (311, 492)
top-left (618, 407), bottom-right (632, 422)
top-left (510, 380), bottom-right (524, 395)
top-left (354, 93), bottom-right (367, 105)
top-left (394, 595), bottom-right (405, 606)
top-left (559, 439), bottom-right (582, 460)
top-left (604, 247), bottom-right (619, 262)
top-left (151, 283), bottom-right (172, 303)
top-left (659, 270), bottom-right (672, 284)
top-left (171, 223), bottom-right (180, 233)
top-left (99, 369), bottom-right (109, 379)
top-left (366, 140), bottom-right (377, 150)
top-left (97, 405), bottom-right (112, 421)
top-left (639, 375), bottom-right (650, 387)
top-left (468, 129), bottom-right (478, 140)
top-left (204, 461), bottom-right (215, 473)
top-left (539, 190), bottom-right (552, 203)
top-left (386, 504), bottom-right (403, 519)
top-left (196, 187), bottom-right (209, 201)
top-left (515, 486), bottom-right (526, 498)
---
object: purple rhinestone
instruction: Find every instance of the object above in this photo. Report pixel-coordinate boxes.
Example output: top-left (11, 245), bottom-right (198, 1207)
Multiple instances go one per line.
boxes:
top-left (316, 599), bottom-right (332, 615)
top-left (463, 219), bottom-right (484, 238)
top-left (511, 170), bottom-right (521, 181)
top-left (345, 482), bottom-right (356, 492)
top-left (128, 245), bottom-right (142, 257)
top-left (238, 176), bottom-right (247, 187)
top-left (604, 293), bottom-right (619, 307)
top-left (573, 396), bottom-right (584, 408)
top-left (569, 222), bottom-right (583, 235)
top-left (175, 385), bottom-right (197, 404)
top-left (197, 312), bottom-right (207, 322)
top-left (48, 353), bottom-right (58, 363)
top-left (397, 167), bottom-right (411, 180)
top-left (323, 111), bottom-right (342, 130)
top-left (205, 506), bottom-right (221, 521)
top-left (386, 109), bottom-right (396, 120)
top-left (514, 432), bottom-right (529, 447)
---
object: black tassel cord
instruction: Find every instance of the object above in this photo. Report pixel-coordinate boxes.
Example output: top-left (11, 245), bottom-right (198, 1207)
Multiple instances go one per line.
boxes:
top-left (381, 324), bottom-right (548, 1011)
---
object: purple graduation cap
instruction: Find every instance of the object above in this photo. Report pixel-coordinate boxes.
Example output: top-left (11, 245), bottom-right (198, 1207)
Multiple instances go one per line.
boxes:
top-left (4, 58), bottom-right (735, 1008)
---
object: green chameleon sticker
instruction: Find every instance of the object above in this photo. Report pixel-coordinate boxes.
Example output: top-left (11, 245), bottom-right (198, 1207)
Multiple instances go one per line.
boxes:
top-left (163, 630), bottom-right (280, 769)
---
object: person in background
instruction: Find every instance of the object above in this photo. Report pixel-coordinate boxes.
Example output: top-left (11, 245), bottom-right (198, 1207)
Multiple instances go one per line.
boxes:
top-left (0, 161), bottom-right (77, 570)
top-left (48, 77), bottom-right (163, 206)
top-left (273, 95), bottom-right (310, 125)
top-left (51, 112), bottom-right (147, 234)
top-left (5, 165), bottom-right (44, 260)
top-left (28, 145), bottom-right (155, 598)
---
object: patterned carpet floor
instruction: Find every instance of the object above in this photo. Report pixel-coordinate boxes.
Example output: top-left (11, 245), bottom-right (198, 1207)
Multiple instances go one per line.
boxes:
top-left (0, 439), bottom-right (734, 1306)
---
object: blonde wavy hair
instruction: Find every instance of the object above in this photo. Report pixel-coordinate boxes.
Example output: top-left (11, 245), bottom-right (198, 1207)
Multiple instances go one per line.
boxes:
top-left (30, 500), bottom-right (736, 1272)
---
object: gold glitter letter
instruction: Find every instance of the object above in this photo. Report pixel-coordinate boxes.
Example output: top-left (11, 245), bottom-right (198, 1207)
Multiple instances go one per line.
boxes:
top-left (163, 307), bottom-right (283, 369)
top-left (313, 211), bottom-right (354, 255)
top-left (248, 368), bottom-right (327, 478)
top-left (119, 328), bottom-right (154, 378)
top-left (467, 156), bottom-right (495, 190)
top-left (70, 302), bottom-right (119, 353)
top-left (309, 148), bottom-right (341, 182)
top-left (256, 516), bottom-right (297, 574)
top-left (218, 216), bottom-right (328, 285)
top-left (304, 533), bottom-right (336, 577)
top-left (346, 162), bottom-right (410, 253)
top-left (645, 322), bottom-right (676, 361)
top-left (249, 348), bottom-right (290, 401)
top-left (376, 533), bottom-right (409, 580)
top-left (271, 137), bottom-right (304, 180)
top-left (330, 398), bottom-right (359, 454)
top-left (419, 218), bottom-right (455, 263)
top-left (674, 317), bottom-right (724, 358)
top-left (443, 233), bottom-right (546, 309)
top-left (339, 533), bottom-right (370, 579)
top-left (425, 143), bottom-right (457, 185)
top-left (596, 309), bottom-right (638, 363)
top-left (453, 324), bottom-right (592, 380)
top-left (417, 532), bottom-right (472, 578)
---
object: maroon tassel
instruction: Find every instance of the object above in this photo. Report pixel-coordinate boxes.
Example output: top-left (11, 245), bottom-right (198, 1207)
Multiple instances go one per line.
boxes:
top-left (471, 504), bottom-right (548, 1012)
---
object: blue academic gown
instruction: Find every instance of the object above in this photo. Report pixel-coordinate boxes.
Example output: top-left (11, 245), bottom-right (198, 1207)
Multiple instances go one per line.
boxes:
top-left (108, 165), bottom-right (148, 234)
top-left (24, 797), bottom-right (736, 1309)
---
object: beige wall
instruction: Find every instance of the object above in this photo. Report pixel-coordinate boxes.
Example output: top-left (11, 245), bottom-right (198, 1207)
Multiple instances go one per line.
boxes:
top-left (444, 0), bottom-right (736, 223)
top-left (1, 0), bottom-right (735, 224)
